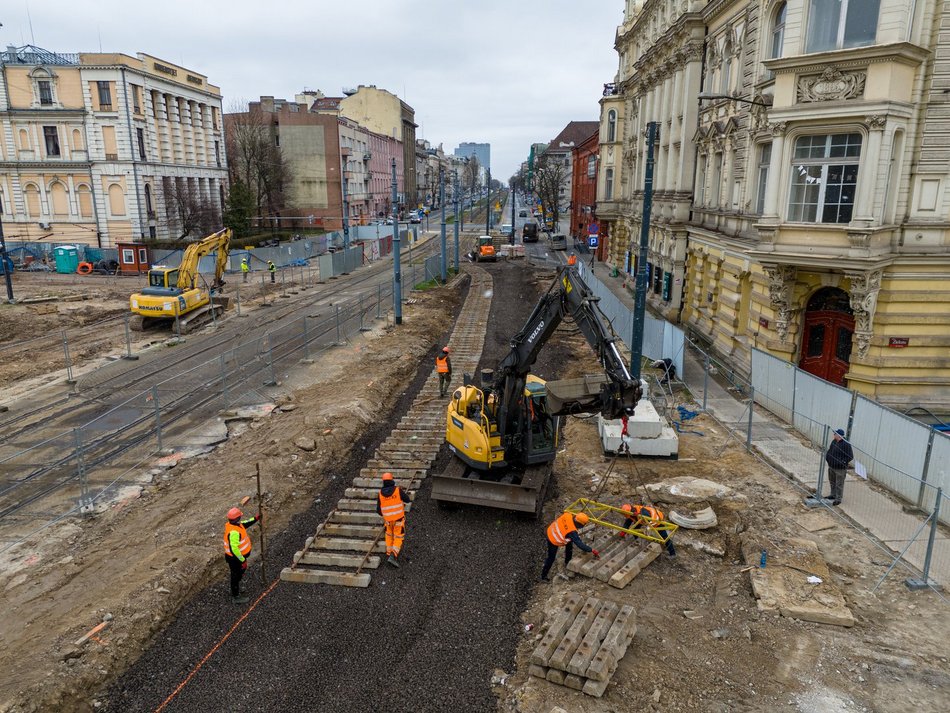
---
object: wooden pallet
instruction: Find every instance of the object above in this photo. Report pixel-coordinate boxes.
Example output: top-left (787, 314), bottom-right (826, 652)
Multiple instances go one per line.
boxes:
top-left (566, 529), bottom-right (663, 589)
top-left (529, 593), bottom-right (637, 697)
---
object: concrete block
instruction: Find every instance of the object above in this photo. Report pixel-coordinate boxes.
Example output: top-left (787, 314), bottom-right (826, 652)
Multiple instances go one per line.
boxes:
top-left (549, 597), bottom-right (602, 670)
top-left (585, 604), bottom-right (636, 682)
top-left (528, 664), bottom-right (548, 679)
top-left (593, 541), bottom-right (635, 582)
top-left (345, 487), bottom-right (416, 501)
top-left (352, 477), bottom-right (420, 489)
top-left (567, 601), bottom-right (619, 676)
top-left (321, 523), bottom-right (383, 539)
top-left (530, 593), bottom-right (584, 666)
top-left (311, 537), bottom-right (385, 553)
top-left (280, 567), bottom-right (371, 588)
top-left (545, 668), bottom-right (565, 686)
top-left (297, 552), bottom-right (380, 569)
top-left (564, 674), bottom-right (584, 691)
top-left (609, 543), bottom-right (661, 589)
top-left (329, 511), bottom-right (384, 525)
top-left (582, 676), bottom-right (610, 698)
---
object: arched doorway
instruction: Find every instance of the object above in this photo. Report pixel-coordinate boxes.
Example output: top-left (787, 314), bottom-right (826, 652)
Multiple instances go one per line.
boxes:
top-left (799, 287), bottom-right (854, 385)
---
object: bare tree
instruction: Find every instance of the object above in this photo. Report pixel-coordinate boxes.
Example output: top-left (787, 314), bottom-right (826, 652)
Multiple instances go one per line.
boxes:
top-left (462, 156), bottom-right (482, 195)
top-left (533, 152), bottom-right (568, 231)
top-left (169, 180), bottom-right (216, 239)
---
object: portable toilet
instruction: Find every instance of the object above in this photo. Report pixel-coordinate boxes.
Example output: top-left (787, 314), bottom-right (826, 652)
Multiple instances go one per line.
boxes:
top-left (54, 245), bottom-right (79, 274)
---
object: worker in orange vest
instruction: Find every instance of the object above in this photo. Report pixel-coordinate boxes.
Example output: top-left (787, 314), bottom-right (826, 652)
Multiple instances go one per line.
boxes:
top-left (376, 472), bottom-right (411, 567)
top-left (619, 503), bottom-right (676, 557)
top-left (541, 511), bottom-right (599, 582)
top-left (435, 346), bottom-right (452, 397)
top-left (567, 252), bottom-right (577, 266)
top-left (223, 507), bottom-right (261, 604)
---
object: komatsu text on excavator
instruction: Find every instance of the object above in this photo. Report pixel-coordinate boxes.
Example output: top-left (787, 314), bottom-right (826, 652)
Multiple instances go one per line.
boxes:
top-left (432, 265), bottom-right (642, 517)
top-left (129, 228), bottom-right (232, 333)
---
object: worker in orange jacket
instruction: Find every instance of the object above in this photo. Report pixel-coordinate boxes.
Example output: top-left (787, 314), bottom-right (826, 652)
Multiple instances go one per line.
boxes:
top-left (224, 507), bottom-right (261, 604)
top-left (619, 503), bottom-right (676, 557)
top-left (567, 253), bottom-right (578, 266)
top-left (376, 472), bottom-right (411, 568)
top-left (541, 511), bottom-right (599, 582)
top-left (435, 346), bottom-right (452, 397)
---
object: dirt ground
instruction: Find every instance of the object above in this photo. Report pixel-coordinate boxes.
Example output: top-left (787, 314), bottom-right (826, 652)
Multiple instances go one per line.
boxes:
top-left (1, 259), bottom-right (948, 713)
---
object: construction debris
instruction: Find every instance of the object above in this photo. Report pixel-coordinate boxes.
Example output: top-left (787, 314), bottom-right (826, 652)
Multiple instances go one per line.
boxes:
top-left (644, 476), bottom-right (749, 510)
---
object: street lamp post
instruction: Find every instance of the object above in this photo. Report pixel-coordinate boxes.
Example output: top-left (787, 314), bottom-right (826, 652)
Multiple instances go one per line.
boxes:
top-left (453, 168), bottom-right (460, 273)
top-left (0, 217), bottom-right (14, 302)
top-left (485, 168), bottom-right (491, 236)
top-left (439, 167), bottom-right (447, 283)
top-left (391, 158), bottom-right (402, 325)
top-left (341, 157), bottom-right (350, 251)
top-left (630, 122), bottom-right (659, 380)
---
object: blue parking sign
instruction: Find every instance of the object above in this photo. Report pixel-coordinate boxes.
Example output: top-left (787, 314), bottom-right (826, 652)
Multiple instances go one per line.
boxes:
top-left (588, 236), bottom-right (598, 248)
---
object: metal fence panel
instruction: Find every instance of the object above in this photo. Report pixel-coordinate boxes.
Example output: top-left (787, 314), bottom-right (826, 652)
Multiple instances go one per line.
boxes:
top-left (851, 395), bottom-right (930, 503)
top-left (923, 431), bottom-right (950, 522)
top-left (792, 370), bottom-right (853, 447)
top-left (750, 348), bottom-right (794, 422)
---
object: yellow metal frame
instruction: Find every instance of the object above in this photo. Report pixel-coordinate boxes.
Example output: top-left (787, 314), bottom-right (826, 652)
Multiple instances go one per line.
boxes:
top-left (564, 498), bottom-right (678, 545)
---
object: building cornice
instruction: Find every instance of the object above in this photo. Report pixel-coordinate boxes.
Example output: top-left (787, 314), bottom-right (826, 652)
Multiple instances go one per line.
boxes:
top-left (0, 160), bottom-right (91, 170)
top-left (0, 108), bottom-right (87, 117)
top-left (763, 42), bottom-right (930, 75)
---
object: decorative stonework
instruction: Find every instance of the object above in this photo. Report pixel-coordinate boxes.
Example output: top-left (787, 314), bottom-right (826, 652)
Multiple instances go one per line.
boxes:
top-left (797, 67), bottom-right (866, 103)
top-left (865, 114), bottom-right (887, 130)
top-left (847, 269), bottom-right (882, 358)
top-left (768, 121), bottom-right (788, 136)
top-left (763, 265), bottom-right (797, 342)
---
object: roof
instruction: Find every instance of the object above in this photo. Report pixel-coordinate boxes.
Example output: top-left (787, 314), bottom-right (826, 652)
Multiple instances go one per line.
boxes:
top-left (311, 97), bottom-right (343, 111)
top-left (548, 121), bottom-right (599, 152)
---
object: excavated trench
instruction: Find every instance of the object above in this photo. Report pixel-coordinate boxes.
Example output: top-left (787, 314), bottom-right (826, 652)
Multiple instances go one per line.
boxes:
top-left (104, 260), bottom-right (574, 712)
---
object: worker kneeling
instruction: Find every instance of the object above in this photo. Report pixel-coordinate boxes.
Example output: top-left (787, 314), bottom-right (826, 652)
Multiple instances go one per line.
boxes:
top-left (223, 507), bottom-right (261, 604)
top-left (541, 511), bottom-right (599, 582)
top-left (619, 503), bottom-right (676, 558)
top-left (377, 472), bottom-right (410, 568)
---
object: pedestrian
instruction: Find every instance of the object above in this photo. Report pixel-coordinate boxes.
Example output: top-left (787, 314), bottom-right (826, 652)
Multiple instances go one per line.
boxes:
top-left (618, 503), bottom-right (676, 557)
top-left (823, 428), bottom-right (854, 505)
top-left (567, 252), bottom-right (578, 266)
top-left (267, 260), bottom-right (276, 283)
top-left (223, 507), bottom-right (261, 604)
top-left (541, 511), bottom-right (599, 582)
top-left (376, 472), bottom-right (410, 568)
top-left (651, 358), bottom-right (677, 385)
top-left (241, 257), bottom-right (249, 282)
top-left (436, 346), bottom-right (452, 397)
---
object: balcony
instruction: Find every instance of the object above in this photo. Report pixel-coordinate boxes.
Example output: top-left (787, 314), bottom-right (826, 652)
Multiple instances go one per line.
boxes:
top-left (603, 83), bottom-right (619, 97)
top-left (105, 153), bottom-right (118, 161)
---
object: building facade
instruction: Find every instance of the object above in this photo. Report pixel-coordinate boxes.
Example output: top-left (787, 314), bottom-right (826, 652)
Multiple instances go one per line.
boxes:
top-left (570, 129), bottom-right (601, 252)
top-left (453, 142), bottom-right (491, 177)
top-left (602, 0), bottom-right (950, 411)
top-left (0, 45), bottom-right (227, 247)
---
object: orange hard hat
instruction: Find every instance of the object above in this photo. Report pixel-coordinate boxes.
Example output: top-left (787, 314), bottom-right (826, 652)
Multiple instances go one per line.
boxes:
top-left (227, 507), bottom-right (243, 521)
top-left (621, 503), bottom-right (633, 512)
top-left (574, 512), bottom-right (590, 526)
top-left (381, 472), bottom-right (394, 482)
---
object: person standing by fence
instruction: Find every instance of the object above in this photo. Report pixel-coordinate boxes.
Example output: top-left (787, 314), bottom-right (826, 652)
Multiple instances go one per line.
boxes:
top-left (823, 428), bottom-right (854, 505)
top-left (267, 260), bottom-right (276, 283)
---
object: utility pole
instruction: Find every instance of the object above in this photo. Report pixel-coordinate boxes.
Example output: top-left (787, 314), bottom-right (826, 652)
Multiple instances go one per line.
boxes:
top-left (341, 156), bottom-right (351, 251)
top-left (485, 168), bottom-right (491, 236)
top-left (509, 179), bottom-right (516, 245)
top-left (453, 168), bottom-right (460, 273)
top-left (391, 158), bottom-right (402, 325)
top-left (630, 122), bottom-right (659, 380)
top-left (0, 217), bottom-right (14, 302)
top-left (439, 167), bottom-right (447, 282)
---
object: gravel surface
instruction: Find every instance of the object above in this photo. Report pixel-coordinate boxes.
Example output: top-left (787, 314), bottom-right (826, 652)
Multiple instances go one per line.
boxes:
top-left (104, 261), bottom-right (571, 713)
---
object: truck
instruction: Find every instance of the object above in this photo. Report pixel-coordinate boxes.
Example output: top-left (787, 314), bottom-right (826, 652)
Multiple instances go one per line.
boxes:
top-left (431, 265), bottom-right (642, 516)
top-left (129, 228), bottom-right (232, 333)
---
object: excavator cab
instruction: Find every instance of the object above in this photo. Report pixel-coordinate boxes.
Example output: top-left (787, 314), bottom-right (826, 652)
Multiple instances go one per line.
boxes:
top-left (475, 236), bottom-right (496, 262)
top-left (141, 268), bottom-right (181, 296)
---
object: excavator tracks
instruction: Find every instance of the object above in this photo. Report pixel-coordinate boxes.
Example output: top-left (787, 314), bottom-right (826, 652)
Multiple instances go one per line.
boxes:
top-left (281, 265), bottom-right (493, 587)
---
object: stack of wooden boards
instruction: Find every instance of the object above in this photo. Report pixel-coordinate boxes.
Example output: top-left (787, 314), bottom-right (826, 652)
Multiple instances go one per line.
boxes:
top-left (529, 593), bottom-right (637, 697)
top-left (567, 529), bottom-right (663, 589)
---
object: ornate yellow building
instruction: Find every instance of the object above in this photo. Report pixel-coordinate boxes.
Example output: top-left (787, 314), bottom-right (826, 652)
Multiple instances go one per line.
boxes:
top-left (0, 45), bottom-right (227, 247)
top-left (601, 0), bottom-right (950, 411)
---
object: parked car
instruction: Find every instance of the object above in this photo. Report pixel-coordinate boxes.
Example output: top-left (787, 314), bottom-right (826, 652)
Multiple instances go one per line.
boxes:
top-left (501, 223), bottom-right (514, 238)
top-left (550, 234), bottom-right (567, 250)
top-left (522, 222), bottom-right (539, 242)
top-left (518, 209), bottom-right (528, 218)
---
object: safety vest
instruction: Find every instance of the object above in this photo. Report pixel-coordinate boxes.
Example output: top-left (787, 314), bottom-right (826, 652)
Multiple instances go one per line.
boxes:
top-left (567, 255), bottom-right (577, 266)
top-left (547, 512), bottom-right (578, 546)
top-left (223, 522), bottom-right (251, 557)
top-left (632, 505), bottom-right (664, 521)
top-left (378, 488), bottom-right (406, 522)
top-left (241, 261), bottom-right (249, 273)
top-left (436, 355), bottom-right (449, 373)
top-left (268, 262), bottom-right (276, 272)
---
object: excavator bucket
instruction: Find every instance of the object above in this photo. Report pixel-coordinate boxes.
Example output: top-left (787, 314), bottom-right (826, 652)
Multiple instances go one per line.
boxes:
top-left (544, 374), bottom-right (610, 413)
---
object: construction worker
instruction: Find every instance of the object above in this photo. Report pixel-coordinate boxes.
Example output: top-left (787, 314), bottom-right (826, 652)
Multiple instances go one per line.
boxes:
top-left (241, 256), bottom-right (250, 282)
top-left (567, 252), bottom-right (578, 266)
top-left (619, 503), bottom-right (676, 557)
top-left (267, 260), bottom-right (276, 283)
top-left (376, 472), bottom-right (410, 568)
top-left (223, 507), bottom-right (261, 604)
top-left (541, 511), bottom-right (599, 582)
top-left (435, 346), bottom-right (452, 397)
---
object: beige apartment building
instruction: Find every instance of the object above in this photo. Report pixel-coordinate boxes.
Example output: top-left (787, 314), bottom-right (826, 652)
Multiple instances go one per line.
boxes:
top-left (601, 0), bottom-right (950, 411)
top-left (0, 45), bottom-right (227, 248)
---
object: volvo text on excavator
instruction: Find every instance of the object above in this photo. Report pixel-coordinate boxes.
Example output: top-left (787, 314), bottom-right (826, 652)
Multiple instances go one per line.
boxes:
top-left (432, 265), bottom-right (642, 517)
top-left (129, 228), bottom-right (232, 333)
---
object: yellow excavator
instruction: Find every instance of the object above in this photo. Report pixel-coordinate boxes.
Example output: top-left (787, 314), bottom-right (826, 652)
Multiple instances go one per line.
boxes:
top-left (129, 228), bottom-right (232, 333)
top-left (433, 265), bottom-right (642, 517)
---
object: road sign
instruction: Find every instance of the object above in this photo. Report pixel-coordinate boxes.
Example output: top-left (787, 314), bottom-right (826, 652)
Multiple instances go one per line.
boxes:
top-left (589, 236), bottom-right (599, 248)
top-left (588, 222), bottom-right (600, 236)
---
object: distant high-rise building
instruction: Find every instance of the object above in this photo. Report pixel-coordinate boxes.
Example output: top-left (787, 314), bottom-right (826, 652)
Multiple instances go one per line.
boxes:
top-left (454, 142), bottom-right (490, 172)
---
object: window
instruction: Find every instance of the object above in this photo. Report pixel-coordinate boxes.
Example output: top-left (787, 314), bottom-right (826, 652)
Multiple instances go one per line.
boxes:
top-left (215, 140), bottom-right (221, 167)
top-left (711, 152), bottom-right (723, 207)
top-left (108, 183), bottom-right (126, 216)
top-left (77, 185), bottom-right (93, 218)
top-left (696, 154), bottom-right (708, 205)
top-left (137, 127), bottom-right (146, 160)
top-left (131, 85), bottom-right (141, 114)
top-left (38, 80), bottom-right (53, 105)
top-left (96, 81), bottom-right (112, 110)
top-left (50, 182), bottom-right (69, 216)
top-left (144, 184), bottom-right (154, 215)
top-left (604, 168), bottom-right (614, 200)
top-left (771, 2), bottom-right (787, 59)
top-left (587, 155), bottom-right (597, 178)
top-left (43, 126), bottom-right (61, 157)
top-left (806, 0), bottom-right (880, 53)
top-left (122, 249), bottom-right (135, 264)
top-left (138, 248), bottom-right (148, 263)
top-left (755, 143), bottom-right (772, 214)
top-left (607, 110), bottom-right (617, 142)
top-left (788, 133), bottom-right (862, 223)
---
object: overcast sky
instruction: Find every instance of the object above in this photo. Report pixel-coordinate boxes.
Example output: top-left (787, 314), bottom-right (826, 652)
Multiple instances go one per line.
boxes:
top-left (0, 0), bottom-right (624, 180)
top-left (2, 0), bottom-right (622, 178)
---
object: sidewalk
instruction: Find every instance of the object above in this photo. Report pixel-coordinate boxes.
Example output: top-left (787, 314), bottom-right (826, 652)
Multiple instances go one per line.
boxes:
top-left (583, 259), bottom-right (948, 591)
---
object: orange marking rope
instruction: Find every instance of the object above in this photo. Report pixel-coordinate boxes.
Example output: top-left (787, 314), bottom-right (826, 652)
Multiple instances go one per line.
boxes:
top-left (153, 579), bottom-right (280, 712)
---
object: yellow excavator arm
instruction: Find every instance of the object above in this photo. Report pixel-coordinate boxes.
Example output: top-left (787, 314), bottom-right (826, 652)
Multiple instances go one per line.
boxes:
top-left (176, 228), bottom-right (232, 291)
